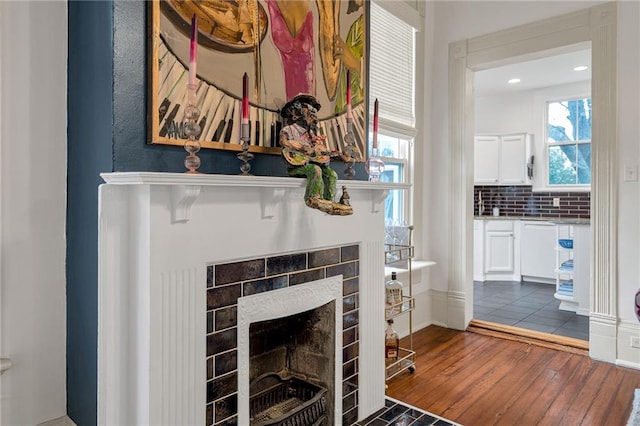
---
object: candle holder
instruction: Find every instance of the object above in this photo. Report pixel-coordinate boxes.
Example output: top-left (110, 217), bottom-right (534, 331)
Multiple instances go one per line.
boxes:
top-left (365, 147), bottom-right (385, 182)
top-left (183, 84), bottom-right (202, 174)
top-left (342, 119), bottom-right (359, 180)
top-left (237, 123), bottom-right (254, 175)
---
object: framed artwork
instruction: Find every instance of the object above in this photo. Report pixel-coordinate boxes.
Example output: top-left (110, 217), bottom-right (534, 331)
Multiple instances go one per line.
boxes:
top-left (148, 0), bottom-right (368, 161)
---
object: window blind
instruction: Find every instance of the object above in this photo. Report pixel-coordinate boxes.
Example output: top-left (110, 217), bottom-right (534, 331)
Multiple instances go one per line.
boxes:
top-left (369, 1), bottom-right (416, 128)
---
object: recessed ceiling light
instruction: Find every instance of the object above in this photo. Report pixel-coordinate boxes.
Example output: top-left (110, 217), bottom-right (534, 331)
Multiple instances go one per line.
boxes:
top-left (508, 78), bottom-right (521, 84)
top-left (573, 65), bottom-right (589, 71)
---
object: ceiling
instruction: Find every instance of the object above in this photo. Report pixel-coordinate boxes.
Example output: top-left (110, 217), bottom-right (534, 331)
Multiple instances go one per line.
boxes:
top-left (474, 49), bottom-right (592, 97)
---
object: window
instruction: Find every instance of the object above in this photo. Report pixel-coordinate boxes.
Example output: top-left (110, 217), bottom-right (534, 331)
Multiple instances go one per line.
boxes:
top-left (378, 134), bottom-right (411, 224)
top-left (369, 1), bottom-right (418, 225)
top-left (547, 97), bottom-right (591, 186)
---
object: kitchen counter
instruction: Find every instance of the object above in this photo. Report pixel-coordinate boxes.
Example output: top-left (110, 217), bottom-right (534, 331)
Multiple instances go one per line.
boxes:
top-left (474, 216), bottom-right (590, 225)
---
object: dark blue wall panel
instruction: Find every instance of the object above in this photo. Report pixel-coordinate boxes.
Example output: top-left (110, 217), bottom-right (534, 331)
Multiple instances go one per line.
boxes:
top-left (67, 1), bottom-right (114, 425)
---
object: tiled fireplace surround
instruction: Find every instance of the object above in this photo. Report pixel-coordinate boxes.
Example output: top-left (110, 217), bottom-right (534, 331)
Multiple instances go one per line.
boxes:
top-left (97, 173), bottom-right (397, 426)
top-left (208, 246), bottom-right (360, 425)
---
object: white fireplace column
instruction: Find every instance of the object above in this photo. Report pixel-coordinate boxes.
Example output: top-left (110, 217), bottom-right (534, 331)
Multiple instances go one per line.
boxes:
top-left (97, 172), bottom-right (408, 425)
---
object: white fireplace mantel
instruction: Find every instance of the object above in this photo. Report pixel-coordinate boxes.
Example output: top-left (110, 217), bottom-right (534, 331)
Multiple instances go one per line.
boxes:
top-left (101, 172), bottom-right (410, 222)
top-left (98, 172), bottom-right (409, 425)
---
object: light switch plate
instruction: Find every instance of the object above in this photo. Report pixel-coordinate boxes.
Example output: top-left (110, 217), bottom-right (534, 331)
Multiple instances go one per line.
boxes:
top-left (624, 165), bottom-right (638, 182)
top-left (553, 198), bottom-right (560, 207)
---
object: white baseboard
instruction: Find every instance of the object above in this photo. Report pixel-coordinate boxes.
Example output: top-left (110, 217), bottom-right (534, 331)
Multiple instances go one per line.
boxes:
top-left (617, 320), bottom-right (640, 368)
top-left (37, 416), bottom-right (77, 426)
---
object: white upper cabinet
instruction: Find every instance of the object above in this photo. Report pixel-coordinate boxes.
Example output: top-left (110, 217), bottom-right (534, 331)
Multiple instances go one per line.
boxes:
top-left (474, 136), bottom-right (501, 184)
top-left (474, 133), bottom-right (532, 185)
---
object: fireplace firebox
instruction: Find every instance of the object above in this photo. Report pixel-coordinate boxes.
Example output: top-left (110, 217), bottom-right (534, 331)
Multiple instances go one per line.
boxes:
top-left (248, 301), bottom-right (335, 425)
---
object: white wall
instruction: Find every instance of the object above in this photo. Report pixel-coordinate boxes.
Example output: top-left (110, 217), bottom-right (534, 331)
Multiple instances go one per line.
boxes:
top-left (426, 0), bottom-right (640, 350)
top-left (475, 91), bottom-right (535, 135)
top-left (0, 1), bottom-right (68, 424)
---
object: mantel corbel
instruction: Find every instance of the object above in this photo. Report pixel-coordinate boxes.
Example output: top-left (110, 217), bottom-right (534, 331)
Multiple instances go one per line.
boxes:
top-left (261, 187), bottom-right (287, 219)
top-left (171, 185), bottom-right (202, 223)
top-left (371, 188), bottom-right (390, 213)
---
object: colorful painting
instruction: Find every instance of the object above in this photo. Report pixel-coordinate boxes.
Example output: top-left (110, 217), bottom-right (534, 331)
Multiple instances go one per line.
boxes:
top-left (148, 0), bottom-right (367, 161)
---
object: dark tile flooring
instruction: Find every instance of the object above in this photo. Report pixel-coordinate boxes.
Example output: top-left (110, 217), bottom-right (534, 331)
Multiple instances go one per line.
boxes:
top-left (473, 280), bottom-right (589, 340)
top-left (356, 398), bottom-right (459, 426)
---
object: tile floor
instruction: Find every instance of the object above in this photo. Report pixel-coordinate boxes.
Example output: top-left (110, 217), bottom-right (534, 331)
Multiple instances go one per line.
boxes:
top-left (356, 398), bottom-right (459, 426)
top-left (473, 280), bottom-right (589, 340)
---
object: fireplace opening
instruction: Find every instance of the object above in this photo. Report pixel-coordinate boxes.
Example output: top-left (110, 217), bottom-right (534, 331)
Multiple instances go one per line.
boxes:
top-left (249, 301), bottom-right (335, 425)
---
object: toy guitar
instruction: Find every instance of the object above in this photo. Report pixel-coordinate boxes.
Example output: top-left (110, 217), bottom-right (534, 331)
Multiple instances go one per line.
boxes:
top-left (282, 146), bottom-right (333, 166)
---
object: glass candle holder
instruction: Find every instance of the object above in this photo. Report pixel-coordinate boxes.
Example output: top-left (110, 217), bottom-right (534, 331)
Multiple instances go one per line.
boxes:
top-left (365, 148), bottom-right (385, 182)
top-left (183, 84), bottom-right (202, 173)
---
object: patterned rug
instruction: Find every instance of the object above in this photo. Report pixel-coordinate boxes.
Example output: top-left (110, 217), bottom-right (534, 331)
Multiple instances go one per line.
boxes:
top-left (628, 389), bottom-right (640, 426)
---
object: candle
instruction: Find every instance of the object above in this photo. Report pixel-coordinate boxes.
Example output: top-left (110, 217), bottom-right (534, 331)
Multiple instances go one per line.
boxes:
top-left (373, 98), bottom-right (379, 149)
top-left (189, 14), bottom-right (198, 86)
top-left (242, 73), bottom-right (249, 122)
top-left (241, 73), bottom-right (250, 140)
top-left (346, 70), bottom-right (352, 120)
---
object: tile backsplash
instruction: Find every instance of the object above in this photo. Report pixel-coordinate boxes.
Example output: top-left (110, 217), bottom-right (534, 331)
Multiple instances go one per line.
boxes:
top-left (475, 185), bottom-right (590, 219)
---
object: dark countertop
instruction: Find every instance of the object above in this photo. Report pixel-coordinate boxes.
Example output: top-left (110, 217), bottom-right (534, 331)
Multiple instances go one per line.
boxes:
top-left (474, 216), bottom-right (590, 225)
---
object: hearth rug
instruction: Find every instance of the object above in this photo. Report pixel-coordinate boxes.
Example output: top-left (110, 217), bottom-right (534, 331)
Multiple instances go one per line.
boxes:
top-left (628, 389), bottom-right (640, 426)
top-left (356, 397), bottom-right (461, 426)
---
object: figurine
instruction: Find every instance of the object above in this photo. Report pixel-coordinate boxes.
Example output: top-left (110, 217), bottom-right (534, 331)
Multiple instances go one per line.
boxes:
top-left (339, 185), bottom-right (351, 206)
top-left (279, 94), bottom-right (353, 215)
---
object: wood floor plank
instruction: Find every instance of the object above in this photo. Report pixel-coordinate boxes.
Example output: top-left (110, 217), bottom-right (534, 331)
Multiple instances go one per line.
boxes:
top-left (581, 365), bottom-right (629, 425)
top-left (515, 353), bottom-right (583, 424)
top-left (386, 325), bottom-right (640, 426)
top-left (488, 350), bottom-right (574, 425)
top-left (557, 361), bottom-right (610, 425)
top-left (462, 345), bottom-right (557, 425)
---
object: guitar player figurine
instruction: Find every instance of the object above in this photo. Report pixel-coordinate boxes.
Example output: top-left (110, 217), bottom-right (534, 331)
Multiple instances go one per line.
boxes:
top-left (280, 94), bottom-right (353, 215)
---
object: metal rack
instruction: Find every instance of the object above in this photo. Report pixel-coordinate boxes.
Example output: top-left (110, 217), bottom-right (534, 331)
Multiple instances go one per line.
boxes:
top-left (384, 225), bottom-right (416, 381)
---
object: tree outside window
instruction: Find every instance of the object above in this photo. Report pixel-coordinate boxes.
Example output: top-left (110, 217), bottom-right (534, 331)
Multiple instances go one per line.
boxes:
top-left (547, 97), bottom-right (591, 185)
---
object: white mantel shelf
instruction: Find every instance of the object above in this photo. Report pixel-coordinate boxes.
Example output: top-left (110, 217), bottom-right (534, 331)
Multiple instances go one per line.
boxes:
top-left (101, 172), bottom-right (410, 222)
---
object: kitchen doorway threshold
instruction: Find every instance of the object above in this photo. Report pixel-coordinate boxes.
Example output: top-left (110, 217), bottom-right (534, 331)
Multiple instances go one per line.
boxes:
top-left (467, 319), bottom-right (589, 356)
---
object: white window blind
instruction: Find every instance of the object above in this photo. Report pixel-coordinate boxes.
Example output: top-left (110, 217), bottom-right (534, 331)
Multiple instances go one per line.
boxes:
top-left (369, 1), bottom-right (416, 129)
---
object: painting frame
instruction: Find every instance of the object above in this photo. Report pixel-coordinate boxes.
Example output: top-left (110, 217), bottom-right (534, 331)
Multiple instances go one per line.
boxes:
top-left (147, 0), bottom-right (369, 162)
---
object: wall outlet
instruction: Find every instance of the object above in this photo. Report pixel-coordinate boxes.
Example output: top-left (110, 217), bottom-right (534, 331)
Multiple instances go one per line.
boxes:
top-left (553, 197), bottom-right (560, 207)
top-left (630, 336), bottom-right (640, 348)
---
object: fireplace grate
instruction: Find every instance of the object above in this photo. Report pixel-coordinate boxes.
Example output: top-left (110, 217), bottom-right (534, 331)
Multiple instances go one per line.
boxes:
top-left (250, 372), bottom-right (328, 426)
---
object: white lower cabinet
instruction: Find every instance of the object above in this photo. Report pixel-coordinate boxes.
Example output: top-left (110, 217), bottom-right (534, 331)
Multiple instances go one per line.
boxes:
top-left (520, 221), bottom-right (556, 282)
top-left (479, 220), bottom-right (521, 281)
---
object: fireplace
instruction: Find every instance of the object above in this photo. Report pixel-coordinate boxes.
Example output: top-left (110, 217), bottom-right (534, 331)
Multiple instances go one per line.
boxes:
top-left (239, 276), bottom-right (342, 425)
top-left (97, 172), bottom-right (397, 425)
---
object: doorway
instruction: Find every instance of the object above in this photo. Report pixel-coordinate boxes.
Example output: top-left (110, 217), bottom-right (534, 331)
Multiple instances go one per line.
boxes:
top-left (447, 2), bottom-right (618, 361)
top-left (472, 49), bottom-right (591, 343)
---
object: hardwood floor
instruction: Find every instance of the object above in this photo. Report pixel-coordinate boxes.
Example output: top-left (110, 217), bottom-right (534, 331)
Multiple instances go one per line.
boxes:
top-left (386, 325), bottom-right (640, 425)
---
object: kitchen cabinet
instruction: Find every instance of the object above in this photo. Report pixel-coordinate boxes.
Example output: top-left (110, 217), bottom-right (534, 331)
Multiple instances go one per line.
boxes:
top-left (520, 221), bottom-right (556, 282)
top-left (474, 133), bottom-right (532, 185)
top-left (481, 220), bottom-right (521, 281)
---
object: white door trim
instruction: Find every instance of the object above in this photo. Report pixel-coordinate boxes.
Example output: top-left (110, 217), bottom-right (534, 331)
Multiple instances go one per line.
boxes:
top-left (447, 2), bottom-right (618, 362)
